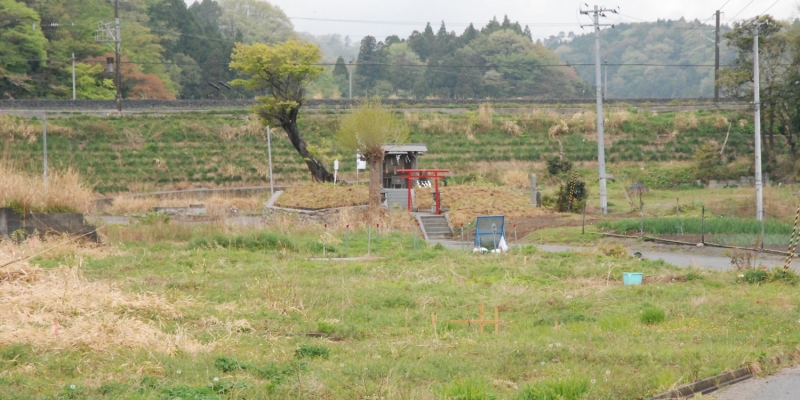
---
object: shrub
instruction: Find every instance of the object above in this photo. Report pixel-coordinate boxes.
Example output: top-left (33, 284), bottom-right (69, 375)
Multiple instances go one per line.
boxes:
top-left (546, 156), bottom-right (572, 176)
top-left (516, 379), bottom-right (589, 400)
top-left (641, 307), bottom-right (666, 325)
top-left (741, 268), bottom-right (769, 284)
top-left (294, 344), bottom-right (329, 359)
top-left (214, 356), bottom-right (249, 372)
top-left (555, 179), bottom-right (587, 213)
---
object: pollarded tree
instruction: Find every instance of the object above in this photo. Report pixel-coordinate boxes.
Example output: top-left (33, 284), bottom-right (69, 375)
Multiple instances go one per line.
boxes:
top-left (336, 101), bottom-right (409, 213)
top-left (229, 40), bottom-right (334, 182)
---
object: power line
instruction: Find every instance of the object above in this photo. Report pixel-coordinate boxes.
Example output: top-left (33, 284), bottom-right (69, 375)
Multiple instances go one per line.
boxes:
top-left (726, 0), bottom-right (756, 23)
top-left (760, 0), bottom-right (780, 16)
top-left (147, 28), bottom-right (237, 43)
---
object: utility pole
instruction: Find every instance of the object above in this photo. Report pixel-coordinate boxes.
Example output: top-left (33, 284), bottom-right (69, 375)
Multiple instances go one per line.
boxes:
top-left (42, 114), bottom-right (48, 196)
top-left (714, 10), bottom-right (721, 103)
top-left (753, 21), bottom-right (764, 222)
top-left (348, 60), bottom-right (353, 100)
top-left (72, 53), bottom-right (76, 100)
top-left (581, 5), bottom-right (617, 216)
top-left (604, 58), bottom-right (608, 100)
top-left (114, 0), bottom-right (122, 113)
top-left (95, 1), bottom-right (122, 112)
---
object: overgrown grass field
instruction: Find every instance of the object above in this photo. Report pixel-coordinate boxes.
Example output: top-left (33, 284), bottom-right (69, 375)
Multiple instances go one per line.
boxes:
top-left (3, 222), bottom-right (800, 399)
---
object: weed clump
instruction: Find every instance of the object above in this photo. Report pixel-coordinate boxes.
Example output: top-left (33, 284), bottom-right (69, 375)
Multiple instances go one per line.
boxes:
top-left (188, 231), bottom-right (295, 252)
top-left (294, 344), bottom-right (329, 359)
top-left (640, 307), bottom-right (666, 325)
top-left (516, 378), bottom-right (589, 400)
top-left (440, 379), bottom-right (497, 400)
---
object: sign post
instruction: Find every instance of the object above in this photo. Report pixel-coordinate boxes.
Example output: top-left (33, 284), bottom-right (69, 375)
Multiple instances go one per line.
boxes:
top-left (333, 159), bottom-right (339, 185)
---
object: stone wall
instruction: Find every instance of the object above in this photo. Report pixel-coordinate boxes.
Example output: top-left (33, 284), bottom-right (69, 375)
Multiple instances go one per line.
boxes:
top-left (262, 205), bottom-right (368, 226)
top-left (0, 208), bottom-right (97, 241)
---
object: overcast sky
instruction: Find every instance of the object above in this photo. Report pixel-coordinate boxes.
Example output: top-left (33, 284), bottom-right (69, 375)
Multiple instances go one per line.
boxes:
top-left (188, 0), bottom-right (797, 41)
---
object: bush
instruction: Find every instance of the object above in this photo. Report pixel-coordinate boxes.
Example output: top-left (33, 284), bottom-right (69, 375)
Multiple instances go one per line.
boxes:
top-left (546, 156), bottom-right (572, 176)
top-left (555, 180), bottom-right (587, 213)
top-left (516, 379), bottom-right (589, 400)
top-left (214, 356), bottom-right (249, 372)
top-left (640, 307), bottom-right (666, 325)
top-left (741, 268), bottom-right (769, 284)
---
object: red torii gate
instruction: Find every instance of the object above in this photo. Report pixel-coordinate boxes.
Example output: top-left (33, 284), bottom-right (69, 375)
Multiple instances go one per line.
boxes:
top-left (397, 169), bottom-right (449, 215)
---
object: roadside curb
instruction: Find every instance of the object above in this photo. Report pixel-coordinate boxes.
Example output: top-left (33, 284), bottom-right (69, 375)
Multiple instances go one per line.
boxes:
top-left (648, 352), bottom-right (800, 399)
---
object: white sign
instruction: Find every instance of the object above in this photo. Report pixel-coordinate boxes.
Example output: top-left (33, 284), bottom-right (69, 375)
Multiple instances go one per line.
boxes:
top-left (334, 159), bottom-right (340, 170)
top-left (357, 159), bottom-right (367, 170)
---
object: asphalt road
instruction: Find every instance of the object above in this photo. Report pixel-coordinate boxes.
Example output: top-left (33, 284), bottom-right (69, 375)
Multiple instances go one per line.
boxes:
top-left (710, 365), bottom-right (800, 400)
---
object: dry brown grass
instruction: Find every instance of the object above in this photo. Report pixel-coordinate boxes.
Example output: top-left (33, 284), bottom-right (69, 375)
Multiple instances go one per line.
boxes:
top-left (0, 115), bottom-right (72, 141)
top-left (219, 116), bottom-right (263, 140)
top-left (107, 195), bottom-right (264, 215)
top-left (276, 183), bottom-right (368, 209)
top-left (502, 170), bottom-right (530, 189)
top-left (418, 184), bottom-right (548, 226)
top-left (673, 111), bottom-right (699, 131)
top-left (477, 103), bottom-right (493, 130)
top-left (548, 119), bottom-right (569, 139)
top-left (0, 165), bottom-right (95, 214)
top-left (606, 110), bottom-right (629, 132)
top-left (0, 245), bottom-right (209, 353)
top-left (500, 120), bottom-right (522, 137)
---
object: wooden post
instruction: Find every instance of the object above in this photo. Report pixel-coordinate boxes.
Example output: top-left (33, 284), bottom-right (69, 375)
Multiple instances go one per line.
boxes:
top-left (494, 307), bottom-right (499, 333)
top-left (701, 206), bottom-right (706, 244)
top-left (431, 312), bottom-right (436, 334)
top-left (479, 304), bottom-right (485, 333)
top-left (582, 202), bottom-right (587, 234)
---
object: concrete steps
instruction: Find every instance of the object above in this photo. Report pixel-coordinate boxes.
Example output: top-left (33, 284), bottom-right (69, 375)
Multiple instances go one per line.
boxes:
top-left (419, 215), bottom-right (453, 240)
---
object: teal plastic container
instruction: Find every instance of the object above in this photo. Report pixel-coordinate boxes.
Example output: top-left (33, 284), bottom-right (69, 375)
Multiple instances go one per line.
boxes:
top-left (622, 272), bottom-right (643, 285)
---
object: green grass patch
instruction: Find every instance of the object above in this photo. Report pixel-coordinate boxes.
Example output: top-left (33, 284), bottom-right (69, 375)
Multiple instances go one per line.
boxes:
top-left (597, 217), bottom-right (794, 236)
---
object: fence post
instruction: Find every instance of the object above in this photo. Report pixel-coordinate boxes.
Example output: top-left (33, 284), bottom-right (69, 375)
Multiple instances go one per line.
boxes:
top-left (582, 202), bottom-right (587, 234)
top-left (345, 224), bottom-right (350, 255)
top-left (701, 206), bottom-right (705, 244)
top-left (513, 224), bottom-right (518, 249)
top-left (367, 226), bottom-right (372, 255)
top-left (376, 223), bottom-right (380, 253)
top-left (460, 223), bottom-right (464, 253)
top-left (676, 197), bottom-right (680, 218)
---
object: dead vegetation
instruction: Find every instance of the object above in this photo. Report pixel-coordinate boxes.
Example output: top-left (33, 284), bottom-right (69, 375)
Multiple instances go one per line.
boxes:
top-left (0, 243), bottom-right (209, 354)
top-left (107, 194), bottom-right (264, 215)
top-left (276, 183), bottom-right (368, 209)
top-left (418, 184), bottom-right (548, 227)
top-left (0, 165), bottom-right (95, 214)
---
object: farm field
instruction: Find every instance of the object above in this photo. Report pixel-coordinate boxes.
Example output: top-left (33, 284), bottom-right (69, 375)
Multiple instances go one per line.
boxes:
top-left (0, 106), bottom-right (759, 195)
top-left (2, 222), bottom-right (800, 399)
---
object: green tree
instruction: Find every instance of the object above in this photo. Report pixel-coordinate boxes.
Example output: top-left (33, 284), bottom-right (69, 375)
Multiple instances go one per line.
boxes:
top-left (720, 15), bottom-right (795, 165)
top-left (229, 40), bottom-right (333, 182)
top-left (336, 101), bottom-right (409, 213)
top-left (70, 63), bottom-right (116, 100)
top-left (0, 0), bottom-right (48, 96)
top-left (332, 55), bottom-right (349, 96)
top-left (217, 0), bottom-right (295, 44)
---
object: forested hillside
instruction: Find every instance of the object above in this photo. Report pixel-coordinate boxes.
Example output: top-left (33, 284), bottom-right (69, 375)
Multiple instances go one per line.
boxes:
top-left (0, 0), bottom-right (294, 100)
top-left (545, 19), bottom-right (737, 98)
top-left (337, 16), bottom-right (588, 99)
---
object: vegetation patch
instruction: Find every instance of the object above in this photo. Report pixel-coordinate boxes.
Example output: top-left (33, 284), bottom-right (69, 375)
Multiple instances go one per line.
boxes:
top-left (275, 182), bottom-right (368, 209)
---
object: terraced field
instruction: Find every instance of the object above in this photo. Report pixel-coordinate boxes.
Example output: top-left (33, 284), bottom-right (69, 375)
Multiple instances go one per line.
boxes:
top-left (0, 108), bottom-right (757, 193)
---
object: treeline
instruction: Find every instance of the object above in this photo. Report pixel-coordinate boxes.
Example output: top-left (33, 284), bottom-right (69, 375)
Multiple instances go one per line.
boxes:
top-left (323, 16), bottom-right (588, 99)
top-left (545, 19), bottom-right (736, 98)
top-left (0, 0), bottom-right (294, 100)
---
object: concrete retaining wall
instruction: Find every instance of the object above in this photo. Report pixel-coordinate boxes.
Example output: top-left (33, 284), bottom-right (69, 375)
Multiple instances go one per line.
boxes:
top-left (0, 208), bottom-right (97, 241)
top-left (708, 175), bottom-right (770, 189)
top-left (262, 205), bottom-right (368, 226)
